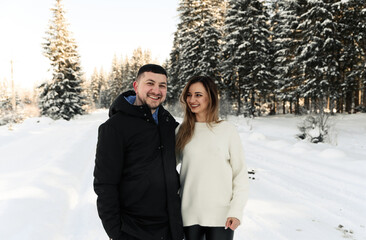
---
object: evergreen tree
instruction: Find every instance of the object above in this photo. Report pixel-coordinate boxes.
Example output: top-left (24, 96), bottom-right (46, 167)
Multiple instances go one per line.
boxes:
top-left (221, 0), bottom-right (272, 116)
top-left (167, 21), bottom-right (185, 103)
top-left (143, 49), bottom-right (152, 64)
top-left (108, 54), bottom-right (123, 104)
top-left (0, 80), bottom-right (14, 125)
top-left (129, 47), bottom-right (144, 79)
top-left (180, 0), bottom-right (222, 80)
top-left (127, 47), bottom-right (149, 85)
top-left (271, 1), bottom-right (299, 113)
top-left (121, 56), bottom-right (132, 92)
top-left (98, 67), bottom-right (110, 108)
top-left (272, 0), bottom-right (310, 114)
top-left (169, 0), bottom-right (225, 102)
top-left (195, 0), bottom-right (222, 83)
top-left (337, 0), bottom-right (366, 113)
top-left (102, 48), bottom-right (153, 106)
top-left (40, 0), bottom-right (85, 120)
top-left (90, 67), bottom-right (102, 107)
top-left (295, 0), bottom-right (342, 112)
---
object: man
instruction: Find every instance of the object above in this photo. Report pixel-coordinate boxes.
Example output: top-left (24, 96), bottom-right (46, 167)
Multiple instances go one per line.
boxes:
top-left (93, 64), bottom-right (184, 240)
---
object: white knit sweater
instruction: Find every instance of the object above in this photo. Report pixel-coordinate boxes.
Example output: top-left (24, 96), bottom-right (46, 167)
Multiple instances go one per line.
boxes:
top-left (178, 121), bottom-right (249, 227)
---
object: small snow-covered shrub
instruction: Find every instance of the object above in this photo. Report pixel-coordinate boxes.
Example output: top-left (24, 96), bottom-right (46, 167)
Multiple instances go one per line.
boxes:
top-left (0, 111), bottom-right (24, 126)
top-left (243, 102), bottom-right (257, 118)
top-left (297, 112), bottom-right (334, 144)
top-left (0, 97), bottom-right (25, 126)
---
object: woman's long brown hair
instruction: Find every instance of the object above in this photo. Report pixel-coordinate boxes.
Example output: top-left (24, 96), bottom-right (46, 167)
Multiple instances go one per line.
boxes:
top-left (176, 76), bottom-right (221, 153)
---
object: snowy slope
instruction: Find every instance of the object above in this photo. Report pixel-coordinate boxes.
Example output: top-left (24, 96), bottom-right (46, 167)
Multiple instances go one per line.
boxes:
top-left (0, 110), bottom-right (365, 240)
top-left (229, 114), bottom-right (366, 240)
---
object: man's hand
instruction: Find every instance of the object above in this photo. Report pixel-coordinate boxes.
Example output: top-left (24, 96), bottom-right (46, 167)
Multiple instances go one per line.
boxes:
top-left (225, 217), bottom-right (240, 230)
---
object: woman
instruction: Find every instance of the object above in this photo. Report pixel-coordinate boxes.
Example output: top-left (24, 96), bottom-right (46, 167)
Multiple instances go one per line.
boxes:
top-left (176, 76), bottom-right (249, 240)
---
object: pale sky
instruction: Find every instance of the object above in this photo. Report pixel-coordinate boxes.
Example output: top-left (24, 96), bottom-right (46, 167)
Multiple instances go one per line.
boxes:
top-left (0, 0), bottom-right (179, 90)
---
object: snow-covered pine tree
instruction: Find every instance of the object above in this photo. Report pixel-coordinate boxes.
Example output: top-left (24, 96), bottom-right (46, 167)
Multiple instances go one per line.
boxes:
top-left (337, 0), bottom-right (366, 113)
top-left (98, 67), bottom-right (110, 108)
top-left (143, 49), bottom-right (152, 65)
top-left (127, 47), bottom-right (149, 84)
top-left (279, 0), bottom-right (309, 114)
top-left (0, 80), bottom-right (11, 116)
top-left (90, 67), bottom-right (102, 107)
top-left (295, 0), bottom-right (342, 113)
top-left (271, 1), bottom-right (299, 114)
top-left (169, 0), bottom-right (224, 99)
top-left (40, 0), bottom-right (85, 120)
top-left (360, 1), bottom-right (366, 111)
top-left (167, 0), bottom-right (190, 103)
top-left (0, 80), bottom-right (21, 125)
top-left (108, 54), bottom-right (123, 104)
top-left (221, 0), bottom-right (272, 116)
top-left (186, 0), bottom-right (222, 80)
top-left (195, 0), bottom-right (223, 84)
top-left (176, 0), bottom-right (202, 85)
top-left (121, 56), bottom-right (132, 92)
top-left (166, 31), bottom-right (181, 104)
top-left (221, 0), bottom-right (247, 115)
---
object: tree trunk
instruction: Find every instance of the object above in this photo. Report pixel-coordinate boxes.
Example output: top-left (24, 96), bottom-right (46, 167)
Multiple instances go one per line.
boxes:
top-left (282, 101), bottom-right (286, 114)
top-left (237, 90), bottom-right (241, 116)
top-left (295, 95), bottom-right (300, 115)
top-left (354, 82), bottom-right (361, 112)
top-left (251, 91), bottom-right (255, 116)
top-left (305, 97), bottom-right (310, 112)
top-left (329, 97), bottom-right (335, 115)
top-left (345, 90), bottom-right (353, 114)
top-left (309, 97), bottom-right (312, 113)
top-left (337, 96), bottom-right (343, 113)
top-left (290, 100), bottom-right (293, 114)
top-left (272, 95), bottom-right (277, 115)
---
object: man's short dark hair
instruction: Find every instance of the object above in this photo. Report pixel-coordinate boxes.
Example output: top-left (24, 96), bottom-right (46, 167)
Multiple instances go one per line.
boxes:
top-left (136, 64), bottom-right (167, 81)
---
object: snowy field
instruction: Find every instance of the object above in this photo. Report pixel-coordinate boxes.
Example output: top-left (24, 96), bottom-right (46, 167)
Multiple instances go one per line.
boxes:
top-left (0, 109), bottom-right (365, 240)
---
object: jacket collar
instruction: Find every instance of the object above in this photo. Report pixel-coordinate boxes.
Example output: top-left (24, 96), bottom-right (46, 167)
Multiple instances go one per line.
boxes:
top-left (109, 91), bottom-right (166, 125)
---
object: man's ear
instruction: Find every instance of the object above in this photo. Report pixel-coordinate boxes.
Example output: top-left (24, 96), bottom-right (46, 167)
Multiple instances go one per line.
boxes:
top-left (133, 81), bottom-right (138, 93)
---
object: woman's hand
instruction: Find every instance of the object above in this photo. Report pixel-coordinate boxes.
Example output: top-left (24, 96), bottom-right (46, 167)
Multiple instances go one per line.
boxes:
top-left (225, 217), bottom-right (240, 230)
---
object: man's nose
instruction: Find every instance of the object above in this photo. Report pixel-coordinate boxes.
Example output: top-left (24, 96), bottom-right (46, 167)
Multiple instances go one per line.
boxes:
top-left (151, 84), bottom-right (160, 94)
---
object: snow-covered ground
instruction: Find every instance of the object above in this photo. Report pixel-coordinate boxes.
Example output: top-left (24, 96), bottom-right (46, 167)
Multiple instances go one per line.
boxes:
top-left (0, 110), bottom-right (365, 240)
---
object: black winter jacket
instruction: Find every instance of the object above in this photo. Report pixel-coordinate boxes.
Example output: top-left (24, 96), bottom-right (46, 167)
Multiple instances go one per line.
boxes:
top-left (93, 91), bottom-right (183, 240)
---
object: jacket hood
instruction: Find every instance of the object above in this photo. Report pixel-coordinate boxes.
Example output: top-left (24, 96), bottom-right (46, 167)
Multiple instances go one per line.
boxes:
top-left (109, 91), bottom-right (139, 117)
top-left (108, 91), bottom-right (177, 127)
top-left (109, 90), bottom-right (165, 120)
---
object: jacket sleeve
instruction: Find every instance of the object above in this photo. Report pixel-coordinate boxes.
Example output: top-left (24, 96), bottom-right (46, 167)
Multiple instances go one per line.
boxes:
top-left (93, 122), bottom-right (124, 240)
top-left (175, 124), bottom-right (182, 167)
top-left (226, 124), bottom-right (249, 223)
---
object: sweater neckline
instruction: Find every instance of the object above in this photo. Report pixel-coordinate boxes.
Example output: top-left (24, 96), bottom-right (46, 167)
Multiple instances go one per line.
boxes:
top-left (194, 121), bottom-right (221, 129)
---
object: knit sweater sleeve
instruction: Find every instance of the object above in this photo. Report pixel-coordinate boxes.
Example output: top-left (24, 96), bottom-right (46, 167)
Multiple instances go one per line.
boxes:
top-left (226, 124), bottom-right (249, 223)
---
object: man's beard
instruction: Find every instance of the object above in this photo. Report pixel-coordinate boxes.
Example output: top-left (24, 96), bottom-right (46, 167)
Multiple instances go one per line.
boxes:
top-left (136, 95), bottom-right (161, 110)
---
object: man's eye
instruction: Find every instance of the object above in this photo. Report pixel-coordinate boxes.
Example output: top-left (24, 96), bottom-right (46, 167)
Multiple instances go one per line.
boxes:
top-left (147, 82), bottom-right (154, 85)
top-left (160, 85), bottom-right (167, 89)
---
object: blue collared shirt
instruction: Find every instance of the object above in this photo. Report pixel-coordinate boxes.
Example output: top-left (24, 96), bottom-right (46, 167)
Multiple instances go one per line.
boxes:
top-left (124, 95), bottom-right (159, 124)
